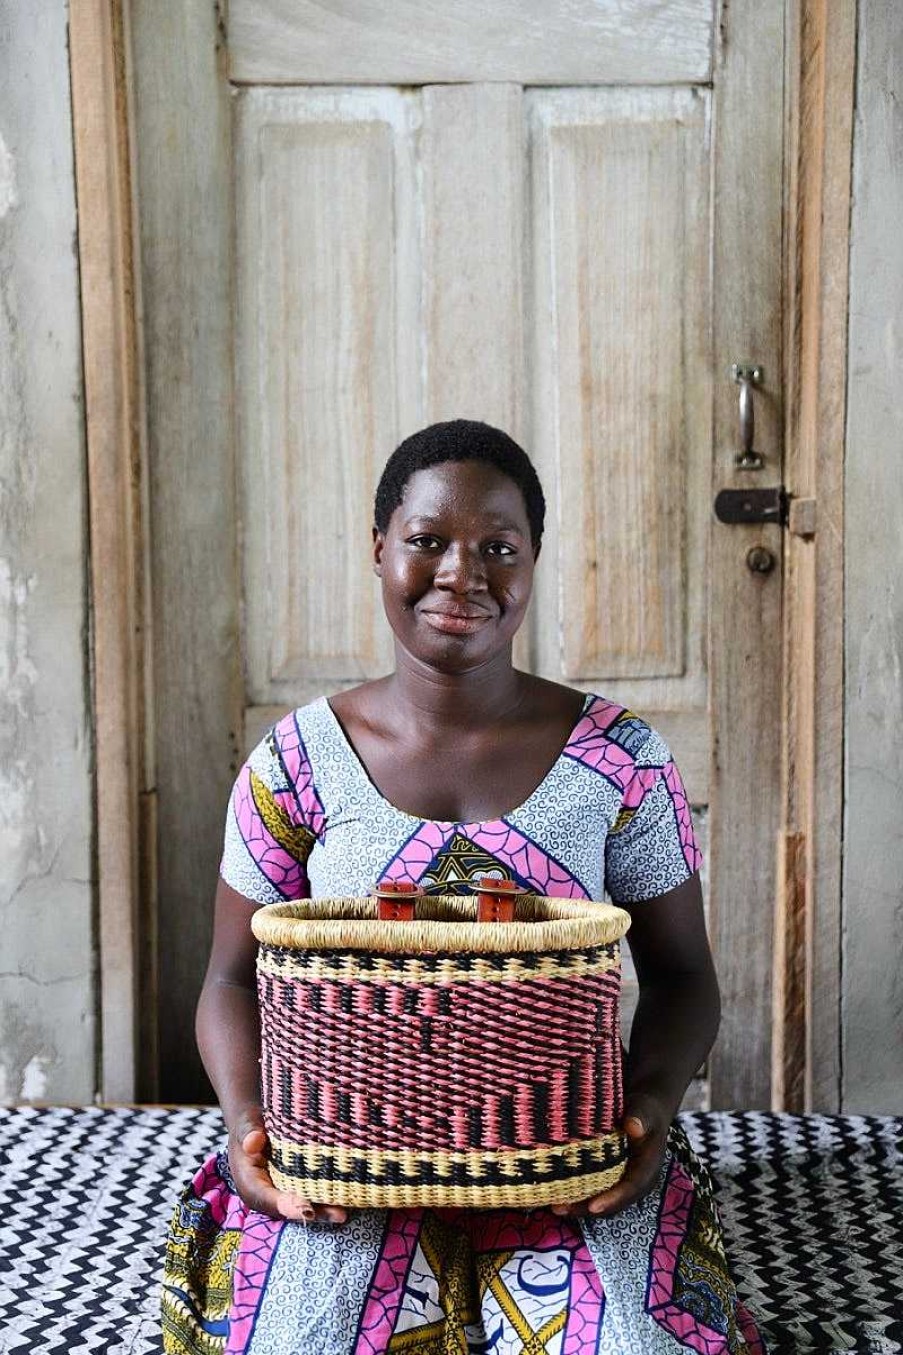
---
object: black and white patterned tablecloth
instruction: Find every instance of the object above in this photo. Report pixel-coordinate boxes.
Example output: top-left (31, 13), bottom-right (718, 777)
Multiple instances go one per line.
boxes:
top-left (681, 1113), bottom-right (903, 1354)
top-left (0, 1108), bottom-right (900, 1353)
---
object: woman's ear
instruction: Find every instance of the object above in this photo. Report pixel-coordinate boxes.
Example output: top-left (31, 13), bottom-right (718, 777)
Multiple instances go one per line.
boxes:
top-left (533, 538), bottom-right (542, 564)
top-left (372, 526), bottom-right (384, 577)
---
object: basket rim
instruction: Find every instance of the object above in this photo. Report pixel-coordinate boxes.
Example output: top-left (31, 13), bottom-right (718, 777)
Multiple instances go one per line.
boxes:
top-left (251, 894), bottom-right (631, 954)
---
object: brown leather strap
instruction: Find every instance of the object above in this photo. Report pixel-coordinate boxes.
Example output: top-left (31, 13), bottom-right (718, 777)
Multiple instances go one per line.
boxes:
top-left (372, 876), bottom-right (525, 922)
top-left (374, 879), bottom-right (422, 921)
top-left (475, 876), bottom-right (524, 923)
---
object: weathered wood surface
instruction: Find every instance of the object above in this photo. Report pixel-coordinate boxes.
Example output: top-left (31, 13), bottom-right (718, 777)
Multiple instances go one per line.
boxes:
top-left (137, 4), bottom-right (789, 1106)
top-left (0, 4), bottom-right (94, 1102)
top-left (842, 0), bottom-right (903, 1113)
top-left (236, 89), bottom-right (401, 707)
top-left (230, 0), bottom-right (713, 85)
top-left (129, 0), bottom-right (242, 1101)
top-left (70, 0), bottom-right (149, 1102)
top-left (529, 88), bottom-right (711, 719)
top-left (420, 83), bottom-right (531, 675)
top-left (776, 0), bottom-right (855, 1113)
top-left (772, 830), bottom-right (807, 1110)
top-left (708, 0), bottom-right (786, 1110)
top-left (421, 85), bottom-right (525, 439)
top-left (807, 1), bottom-right (854, 1114)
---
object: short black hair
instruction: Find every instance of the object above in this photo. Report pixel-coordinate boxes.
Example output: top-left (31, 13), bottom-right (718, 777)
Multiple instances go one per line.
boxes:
top-left (373, 420), bottom-right (546, 546)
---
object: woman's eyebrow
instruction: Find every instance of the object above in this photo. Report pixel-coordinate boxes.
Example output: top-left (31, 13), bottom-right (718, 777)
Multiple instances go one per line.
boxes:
top-left (480, 515), bottom-right (526, 533)
top-left (403, 514), bottom-right (526, 533)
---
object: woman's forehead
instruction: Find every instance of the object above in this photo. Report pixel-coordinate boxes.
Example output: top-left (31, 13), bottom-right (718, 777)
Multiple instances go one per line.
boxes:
top-left (395, 461), bottom-right (530, 524)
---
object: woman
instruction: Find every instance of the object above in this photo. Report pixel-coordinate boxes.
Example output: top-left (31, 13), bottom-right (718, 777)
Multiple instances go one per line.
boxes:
top-left (162, 420), bottom-right (764, 1354)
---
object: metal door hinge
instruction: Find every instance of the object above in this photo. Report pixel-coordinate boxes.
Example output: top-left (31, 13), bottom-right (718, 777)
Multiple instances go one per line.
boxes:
top-left (714, 489), bottom-right (817, 537)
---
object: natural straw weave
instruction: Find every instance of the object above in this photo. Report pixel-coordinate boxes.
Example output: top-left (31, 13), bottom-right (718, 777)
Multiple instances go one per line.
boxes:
top-left (253, 894), bottom-right (631, 1208)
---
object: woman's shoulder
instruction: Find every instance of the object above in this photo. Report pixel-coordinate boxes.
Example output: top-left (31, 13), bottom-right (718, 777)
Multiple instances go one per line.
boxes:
top-left (549, 683), bottom-right (675, 773)
top-left (244, 696), bottom-right (335, 786)
top-left (267, 694), bottom-right (329, 739)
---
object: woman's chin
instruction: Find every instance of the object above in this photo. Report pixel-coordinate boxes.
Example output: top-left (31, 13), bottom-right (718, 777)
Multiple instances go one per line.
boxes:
top-left (399, 635), bottom-right (518, 679)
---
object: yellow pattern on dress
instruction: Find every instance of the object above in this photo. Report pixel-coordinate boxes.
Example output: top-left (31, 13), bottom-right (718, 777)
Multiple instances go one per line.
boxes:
top-left (250, 768), bottom-right (316, 862)
top-left (161, 1191), bottom-right (239, 1355)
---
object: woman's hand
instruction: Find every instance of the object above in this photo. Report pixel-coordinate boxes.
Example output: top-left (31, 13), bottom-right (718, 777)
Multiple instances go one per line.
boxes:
top-left (550, 1091), bottom-right (671, 1220)
top-left (228, 1108), bottom-right (349, 1226)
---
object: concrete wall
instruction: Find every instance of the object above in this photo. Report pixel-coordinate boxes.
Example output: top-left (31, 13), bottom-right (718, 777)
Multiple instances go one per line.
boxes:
top-left (0, 4), bottom-right (95, 1102)
top-left (842, 0), bottom-right (903, 1112)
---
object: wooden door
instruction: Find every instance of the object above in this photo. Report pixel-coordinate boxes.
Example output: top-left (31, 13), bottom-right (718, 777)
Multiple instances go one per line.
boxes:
top-left (129, 1), bottom-right (785, 1107)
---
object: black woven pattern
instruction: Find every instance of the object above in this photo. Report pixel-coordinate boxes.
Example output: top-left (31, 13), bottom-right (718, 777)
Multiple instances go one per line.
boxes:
top-left (271, 1136), bottom-right (628, 1191)
top-left (0, 1105), bottom-right (224, 1354)
top-left (263, 941), bottom-right (620, 974)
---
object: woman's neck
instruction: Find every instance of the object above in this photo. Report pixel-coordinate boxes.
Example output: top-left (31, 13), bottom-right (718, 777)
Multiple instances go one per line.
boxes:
top-left (383, 649), bottom-right (529, 734)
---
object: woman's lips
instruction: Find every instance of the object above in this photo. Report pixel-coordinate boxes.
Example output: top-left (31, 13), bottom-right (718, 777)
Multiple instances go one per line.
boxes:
top-left (420, 609), bottom-right (491, 635)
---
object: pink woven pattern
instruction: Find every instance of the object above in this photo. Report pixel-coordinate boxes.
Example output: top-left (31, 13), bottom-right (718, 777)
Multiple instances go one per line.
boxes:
top-left (259, 958), bottom-right (623, 1155)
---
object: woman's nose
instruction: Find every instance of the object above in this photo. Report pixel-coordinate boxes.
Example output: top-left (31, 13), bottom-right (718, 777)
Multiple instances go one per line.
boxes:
top-left (434, 543), bottom-right (487, 592)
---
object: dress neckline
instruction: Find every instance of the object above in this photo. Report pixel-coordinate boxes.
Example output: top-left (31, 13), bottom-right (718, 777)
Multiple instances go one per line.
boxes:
top-left (319, 691), bottom-right (594, 828)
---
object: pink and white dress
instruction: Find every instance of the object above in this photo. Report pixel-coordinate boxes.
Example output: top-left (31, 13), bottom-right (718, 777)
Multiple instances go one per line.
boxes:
top-left (161, 693), bottom-right (765, 1355)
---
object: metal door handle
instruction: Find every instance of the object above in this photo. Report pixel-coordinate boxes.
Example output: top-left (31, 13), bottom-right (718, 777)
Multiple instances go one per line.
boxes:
top-left (731, 363), bottom-right (764, 470)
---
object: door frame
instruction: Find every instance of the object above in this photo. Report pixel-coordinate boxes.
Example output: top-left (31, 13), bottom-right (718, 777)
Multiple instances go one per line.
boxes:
top-left (773, 1), bottom-right (856, 1113)
top-left (70, 0), bottom-right (155, 1101)
top-left (73, 0), bottom-right (856, 1106)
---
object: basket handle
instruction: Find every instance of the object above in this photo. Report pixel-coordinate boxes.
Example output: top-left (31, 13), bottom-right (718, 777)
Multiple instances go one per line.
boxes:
top-left (373, 877), bottom-right (525, 923)
top-left (373, 880), bottom-right (421, 920)
top-left (473, 876), bottom-right (523, 922)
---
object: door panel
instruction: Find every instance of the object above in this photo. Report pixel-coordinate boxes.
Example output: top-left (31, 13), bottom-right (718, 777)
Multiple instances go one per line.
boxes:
top-left (528, 89), bottom-right (710, 707)
top-left (237, 90), bottom-right (411, 708)
top-left (229, 0), bottom-right (714, 85)
top-left (421, 84), bottom-right (525, 435)
top-left (709, 0), bottom-right (786, 1109)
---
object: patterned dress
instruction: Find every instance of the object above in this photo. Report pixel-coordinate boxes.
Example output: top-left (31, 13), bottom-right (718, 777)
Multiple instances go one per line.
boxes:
top-left (162, 693), bottom-right (766, 1355)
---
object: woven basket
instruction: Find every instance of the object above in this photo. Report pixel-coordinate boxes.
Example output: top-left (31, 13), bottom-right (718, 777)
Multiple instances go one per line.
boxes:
top-left (252, 887), bottom-right (631, 1209)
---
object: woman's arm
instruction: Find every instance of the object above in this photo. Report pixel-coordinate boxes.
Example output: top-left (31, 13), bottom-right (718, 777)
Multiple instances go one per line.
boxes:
top-left (196, 876), bottom-right (348, 1224)
top-left (553, 871), bottom-right (718, 1219)
top-left (621, 870), bottom-right (720, 1122)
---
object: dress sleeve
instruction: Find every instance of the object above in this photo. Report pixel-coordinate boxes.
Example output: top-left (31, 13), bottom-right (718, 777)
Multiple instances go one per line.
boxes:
top-left (604, 727), bottom-right (702, 905)
top-left (219, 718), bottom-right (321, 904)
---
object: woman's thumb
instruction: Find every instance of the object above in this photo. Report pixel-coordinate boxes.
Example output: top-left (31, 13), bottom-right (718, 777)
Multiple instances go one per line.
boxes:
top-left (242, 1125), bottom-right (268, 1155)
top-left (622, 1092), bottom-right (661, 1140)
top-left (232, 1108), bottom-right (267, 1154)
top-left (624, 1112), bottom-right (647, 1140)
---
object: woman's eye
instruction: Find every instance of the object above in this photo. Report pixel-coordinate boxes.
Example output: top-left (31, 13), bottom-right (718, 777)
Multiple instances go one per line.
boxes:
top-left (408, 535), bottom-right (442, 550)
top-left (486, 541), bottom-right (517, 557)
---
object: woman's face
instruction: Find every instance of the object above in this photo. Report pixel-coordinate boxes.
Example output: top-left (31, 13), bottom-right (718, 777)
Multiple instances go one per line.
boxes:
top-left (373, 459), bottom-right (538, 673)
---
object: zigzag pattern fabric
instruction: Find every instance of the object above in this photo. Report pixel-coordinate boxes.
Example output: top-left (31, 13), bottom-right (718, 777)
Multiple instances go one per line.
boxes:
top-left (680, 1112), bottom-right (903, 1354)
